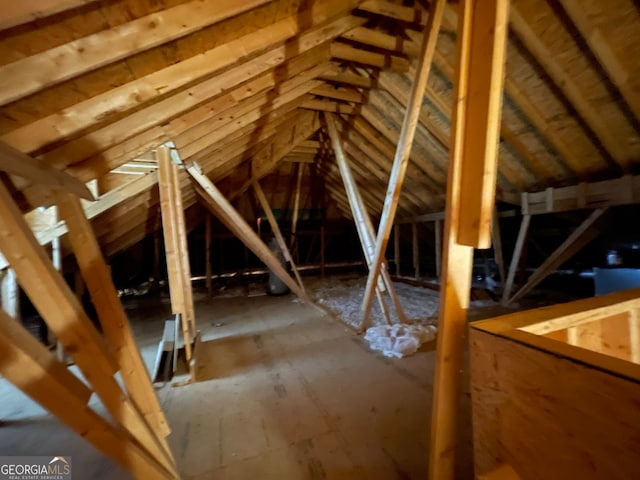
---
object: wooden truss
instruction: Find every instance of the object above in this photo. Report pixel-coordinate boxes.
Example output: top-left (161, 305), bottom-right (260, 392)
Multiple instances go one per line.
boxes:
top-left (0, 160), bottom-right (177, 478)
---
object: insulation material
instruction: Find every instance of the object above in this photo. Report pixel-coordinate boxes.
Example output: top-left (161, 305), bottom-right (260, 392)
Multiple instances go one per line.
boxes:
top-left (364, 324), bottom-right (437, 358)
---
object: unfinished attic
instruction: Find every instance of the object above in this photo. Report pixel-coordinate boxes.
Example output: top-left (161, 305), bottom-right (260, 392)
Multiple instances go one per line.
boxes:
top-left (1, 0), bottom-right (640, 478)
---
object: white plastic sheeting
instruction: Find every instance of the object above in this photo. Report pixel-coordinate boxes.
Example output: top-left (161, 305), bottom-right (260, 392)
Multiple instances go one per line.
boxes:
top-left (364, 324), bottom-right (437, 358)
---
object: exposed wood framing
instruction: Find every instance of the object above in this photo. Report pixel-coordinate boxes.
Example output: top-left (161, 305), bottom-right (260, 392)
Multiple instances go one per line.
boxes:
top-left (361, 0), bottom-right (446, 322)
top-left (0, 141), bottom-right (93, 201)
top-left (501, 214), bottom-right (531, 304)
top-left (0, 308), bottom-right (172, 480)
top-left (325, 113), bottom-right (407, 327)
top-left (205, 214), bottom-right (212, 294)
top-left (429, 1), bottom-right (510, 479)
top-left (187, 163), bottom-right (312, 305)
top-left (491, 212), bottom-right (506, 283)
top-left (412, 223), bottom-right (420, 278)
top-left (253, 180), bottom-right (307, 296)
top-left (0, 182), bottom-right (177, 478)
top-left (157, 146), bottom-right (196, 369)
top-left (56, 191), bottom-right (172, 441)
top-left (507, 208), bottom-right (608, 305)
top-left (509, 5), bottom-right (629, 169)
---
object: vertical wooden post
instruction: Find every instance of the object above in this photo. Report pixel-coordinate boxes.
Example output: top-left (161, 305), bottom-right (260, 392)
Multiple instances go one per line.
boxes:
top-left (157, 146), bottom-right (194, 366)
top-left (320, 225), bottom-right (326, 278)
top-left (361, 0), bottom-right (446, 321)
top-left (290, 163), bottom-right (304, 257)
top-left (394, 224), bottom-right (401, 276)
top-left (429, 1), bottom-right (510, 478)
top-left (435, 219), bottom-right (442, 279)
top-left (412, 223), bottom-right (420, 279)
top-left (501, 214), bottom-right (531, 304)
top-left (205, 214), bottom-right (212, 295)
top-left (491, 211), bottom-right (506, 282)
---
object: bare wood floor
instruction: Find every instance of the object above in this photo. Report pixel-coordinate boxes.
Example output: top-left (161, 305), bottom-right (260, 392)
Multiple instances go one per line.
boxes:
top-left (0, 290), bottom-right (474, 479)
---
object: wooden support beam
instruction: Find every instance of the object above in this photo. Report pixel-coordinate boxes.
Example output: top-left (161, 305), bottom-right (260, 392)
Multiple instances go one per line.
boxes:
top-left (342, 26), bottom-right (420, 57)
top-left (325, 113), bottom-right (406, 327)
top-left (2, 8), bottom-right (362, 156)
top-left (330, 42), bottom-right (410, 71)
top-left (205, 214), bottom-right (212, 295)
top-left (0, 182), bottom-right (177, 478)
top-left (319, 66), bottom-right (377, 89)
top-left (429, 1), bottom-right (509, 478)
top-left (394, 225), bottom-right (401, 276)
top-left (290, 163), bottom-right (305, 250)
top-left (301, 98), bottom-right (357, 115)
top-left (501, 214), bottom-right (531, 304)
top-left (311, 84), bottom-right (367, 103)
top-left (434, 218), bottom-right (442, 279)
top-left (412, 223), bottom-right (420, 278)
top-left (361, 0), bottom-right (446, 322)
top-left (358, 0), bottom-right (428, 25)
top-left (253, 181), bottom-right (307, 296)
top-left (0, 0), bottom-right (271, 106)
top-left (507, 208), bottom-right (608, 305)
top-left (0, 142), bottom-right (94, 201)
top-left (0, 308), bottom-right (172, 480)
top-left (492, 211), bottom-right (506, 283)
top-left (157, 147), bottom-right (196, 369)
top-left (187, 163), bottom-right (312, 305)
top-left (56, 191), bottom-right (173, 441)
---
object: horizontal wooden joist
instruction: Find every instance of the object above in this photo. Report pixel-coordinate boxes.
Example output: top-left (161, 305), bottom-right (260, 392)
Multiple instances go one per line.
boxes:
top-left (398, 209), bottom-right (518, 225)
top-left (330, 42), bottom-right (410, 71)
top-left (521, 174), bottom-right (640, 215)
top-left (310, 84), bottom-right (367, 103)
top-left (341, 26), bottom-right (420, 57)
top-left (302, 97), bottom-right (358, 115)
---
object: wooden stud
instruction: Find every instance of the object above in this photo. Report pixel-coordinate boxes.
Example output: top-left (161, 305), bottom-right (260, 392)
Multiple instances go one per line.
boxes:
top-left (435, 218), bottom-right (442, 279)
top-left (501, 214), bottom-right (531, 304)
top-left (56, 191), bottom-right (173, 442)
top-left (361, 0), bottom-right (446, 322)
top-left (454, 0), bottom-right (509, 247)
top-left (491, 211), bottom-right (506, 283)
top-left (157, 147), bottom-right (193, 367)
top-left (412, 223), bottom-right (420, 279)
top-left (507, 208), bottom-right (608, 305)
top-left (394, 225), bottom-right (401, 276)
top-left (429, 1), bottom-right (510, 478)
top-left (330, 42), bottom-right (410, 71)
top-left (290, 163), bottom-right (305, 251)
top-left (205, 214), bottom-right (212, 295)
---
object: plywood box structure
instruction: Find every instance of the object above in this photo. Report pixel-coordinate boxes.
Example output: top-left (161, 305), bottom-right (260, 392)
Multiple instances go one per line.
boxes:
top-left (470, 289), bottom-right (640, 480)
top-left (0, 0), bottom-right (639, 478)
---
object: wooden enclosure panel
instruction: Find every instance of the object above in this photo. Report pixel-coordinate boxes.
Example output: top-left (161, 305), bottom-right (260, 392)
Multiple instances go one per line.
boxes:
top-left (470, 327), bottom-right (640, 480)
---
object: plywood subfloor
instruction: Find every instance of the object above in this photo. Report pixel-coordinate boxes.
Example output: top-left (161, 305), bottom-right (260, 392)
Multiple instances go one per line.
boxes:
top-left (0, 289), bottom-right (474, 479)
